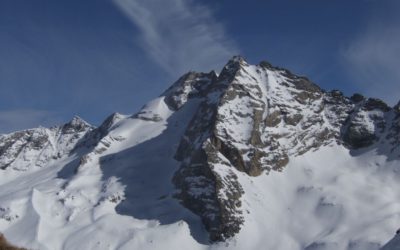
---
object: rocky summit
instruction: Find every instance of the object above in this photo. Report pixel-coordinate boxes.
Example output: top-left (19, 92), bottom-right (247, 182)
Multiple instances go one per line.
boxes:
top-left (0, 56), bottom-right (399, 250)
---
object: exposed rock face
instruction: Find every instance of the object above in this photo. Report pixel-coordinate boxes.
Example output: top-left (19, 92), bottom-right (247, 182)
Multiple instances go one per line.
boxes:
top-left (0, 117), bottom-right (93, 171)
top-left (163, 71), bottom-right (218, 111)
top-left (168, 56), bottom-right (398, 241)
top-left (171, 59), bottom-right (248, 240)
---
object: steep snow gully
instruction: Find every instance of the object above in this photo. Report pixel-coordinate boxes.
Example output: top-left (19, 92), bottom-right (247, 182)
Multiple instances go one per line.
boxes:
top-left (0, 56), bottom-right (400, 250)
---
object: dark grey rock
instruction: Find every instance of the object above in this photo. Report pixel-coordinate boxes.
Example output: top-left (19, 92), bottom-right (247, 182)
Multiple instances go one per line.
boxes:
top-left (364, 98), bottom-right (391, 112)
top-left (341, 98), bottom-right (390, 149)
top-left (350, 93), bottom-right (365, 103)
top-left (163, 71), bottom-right (217, 111)
top-left (343, 125), bottom-right (377, 148)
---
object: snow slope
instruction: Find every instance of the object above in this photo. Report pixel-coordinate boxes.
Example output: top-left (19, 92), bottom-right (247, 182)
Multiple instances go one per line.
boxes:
top-left (0, 56), bottom-right (399, 250)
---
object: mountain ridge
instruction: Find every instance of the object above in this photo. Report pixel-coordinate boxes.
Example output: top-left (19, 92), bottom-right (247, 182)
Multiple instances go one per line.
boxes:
top-left (0, 56), bottom-right (399, 250)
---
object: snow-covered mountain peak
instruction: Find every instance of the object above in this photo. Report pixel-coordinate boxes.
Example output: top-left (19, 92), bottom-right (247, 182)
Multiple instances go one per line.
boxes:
top-left (0, 57), bottom-right (399, 250)
top-left (67, 115), bottom-right (91, 127)
top-left (61, 116), bottom-right (93, 134)
top-left (223, 55), bottom-right (248, 68)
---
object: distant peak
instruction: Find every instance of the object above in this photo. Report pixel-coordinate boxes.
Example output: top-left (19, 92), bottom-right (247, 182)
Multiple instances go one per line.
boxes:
top-left (180, 70), bottom-right (217, 81)
top-left (163, 71), bottom-right (217, 110)
top-left (258, 60), bottom-right (274, 69)
top-left (363, 98), bottom-right (391, 112)
top-left (218, 55), bottom-right (249, 81)
top-left (221, 55), bottom-right (249, 71)
top-left (62, 116), bottom-right (92, 133)
top-left (224, 56), bottom-right (289, 74)
top-left (225, 55), bottom-right (248, 66)
top-left (230, 55), bottom-right (246, 63)
top-left (99, 112), bottom-right (124, 132)
top-left (350, 93), bottom-right (365, 103)
top-left (69, 116), bottom-right (91, 127)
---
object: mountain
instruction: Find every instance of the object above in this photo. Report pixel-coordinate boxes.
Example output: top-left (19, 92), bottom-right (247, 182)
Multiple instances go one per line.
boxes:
top-left (0, 56), bottom-right (399, 250)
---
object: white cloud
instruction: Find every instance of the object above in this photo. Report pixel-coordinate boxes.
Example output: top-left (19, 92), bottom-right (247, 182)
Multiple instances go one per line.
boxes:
top-left (113, 0), bottom-right (238, 76)
top-left (0, 109), bottom-right (63, 134)
top-left (342, 7), bottom-right (400, 105)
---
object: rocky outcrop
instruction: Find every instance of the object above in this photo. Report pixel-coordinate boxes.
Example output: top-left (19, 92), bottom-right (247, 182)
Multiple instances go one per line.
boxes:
top-left (342, 98), bottom-right (390, 148)
top-left (172, 59), bottom-right (246, 241)
top-left (0, 234), bottom-right (25, 250)
top-left (163, 71), bottom-right (217, 111)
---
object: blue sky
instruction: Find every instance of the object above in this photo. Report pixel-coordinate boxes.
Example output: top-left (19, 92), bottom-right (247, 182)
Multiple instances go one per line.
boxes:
top-left (0, 0), bottom-right (399, 133)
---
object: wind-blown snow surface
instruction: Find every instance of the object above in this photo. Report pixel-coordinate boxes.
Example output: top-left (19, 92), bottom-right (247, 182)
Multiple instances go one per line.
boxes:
top-left (0, 98), bottom-right (205, 250)
top-left (0, 58), bottom-right (399, 250)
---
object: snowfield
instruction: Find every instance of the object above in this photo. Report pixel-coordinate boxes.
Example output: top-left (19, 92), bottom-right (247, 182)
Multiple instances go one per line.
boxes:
top-left (1, 123), bottom-right (399, 250)
top-left (0, 139), bottom-right (400, 250)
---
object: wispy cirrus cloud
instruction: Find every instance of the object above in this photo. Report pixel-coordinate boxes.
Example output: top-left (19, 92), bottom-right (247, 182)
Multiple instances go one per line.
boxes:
top-left (342, 2), bottom-right (400, 105)
top-left (113, 0), bottom-right (239, 76)
top-left (0, 109), bottom-right (63, 134)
